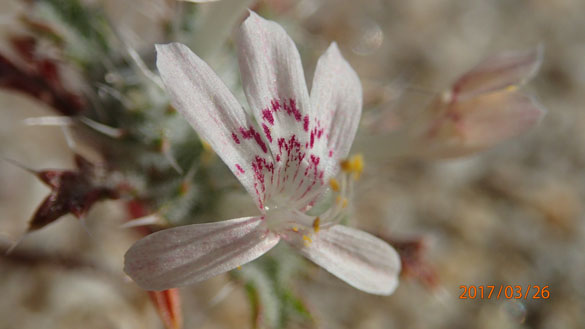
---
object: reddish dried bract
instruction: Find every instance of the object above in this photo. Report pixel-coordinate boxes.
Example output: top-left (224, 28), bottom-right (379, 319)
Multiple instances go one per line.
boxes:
top-left (28, 154), bottom-right (118, 231)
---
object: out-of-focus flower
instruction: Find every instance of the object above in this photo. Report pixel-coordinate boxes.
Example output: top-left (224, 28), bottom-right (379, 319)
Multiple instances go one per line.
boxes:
top-left (124, 12), bottom-right (400, 295)
top-left (407, 47), bottom-right (546, 158)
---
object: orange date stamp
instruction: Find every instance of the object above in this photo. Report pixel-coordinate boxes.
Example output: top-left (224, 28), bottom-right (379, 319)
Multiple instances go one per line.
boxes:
top-left (459, 285), bottom-right (550, 300)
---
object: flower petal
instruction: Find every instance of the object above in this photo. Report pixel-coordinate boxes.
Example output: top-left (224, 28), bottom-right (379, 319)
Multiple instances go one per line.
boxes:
top-left (237, 11), bottom-right (311, 143)
top-left (156, 43), bottom-right (267, 209)
top-left (310, 43), bottom-right (363, 171)
top-left (124, 216), bottom-right (279, 291)
top-left (236, 12), bottom-right (326, 208)
top-left (452, 46), bottom-right (543, 100)
top-left (287, 225), bottom-right (400, 295)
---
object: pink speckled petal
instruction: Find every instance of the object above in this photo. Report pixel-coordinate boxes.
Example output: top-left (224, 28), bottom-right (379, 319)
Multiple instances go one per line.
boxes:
top-left (237, 11), bottom-right (311, 145)
top-left (237, 12), bottom-right (326, 208)
top-left (124, 216), bottom-right (279, 291)
top-left (310, 43), bottom-right (363, 173)
top-left (452, 46), bottom-right (543, 100)
top-left (287, 225), bottom-right (400, 295)
top-left (156, 43), bottom-right (267, 209)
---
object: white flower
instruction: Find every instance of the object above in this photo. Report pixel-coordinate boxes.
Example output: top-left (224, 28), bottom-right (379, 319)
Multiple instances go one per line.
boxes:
top-left (124, 12), bottom-right (400, 295)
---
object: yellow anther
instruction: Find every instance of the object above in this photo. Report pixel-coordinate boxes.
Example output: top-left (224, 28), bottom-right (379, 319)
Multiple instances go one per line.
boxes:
top-left (350, 154), bottom-right (364, 180)
top-left (505, 84), bottom-right (519, 93)
top-left (312, 217), bottom-right (320, 233)
top-left (340, 159), bottom-right (352, 172)
top-left (329, 178), bottom-right (340, 192)
top-left (302, 235), bottom-right (312, 246)
top-left (340, 154), bottom-right (365, 180)
top-left (292, 226), bottom-right (299, 232)
top-left (336, 195), bottom-right (342, 204)
top-left (237, 266), bottom-right (242, 270)
top-left (342, 198), bottom-right (348, 208)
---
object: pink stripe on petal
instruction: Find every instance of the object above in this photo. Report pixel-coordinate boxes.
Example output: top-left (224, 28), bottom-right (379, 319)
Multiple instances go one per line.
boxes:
top-left (236, 13), bottom-right (315, 196)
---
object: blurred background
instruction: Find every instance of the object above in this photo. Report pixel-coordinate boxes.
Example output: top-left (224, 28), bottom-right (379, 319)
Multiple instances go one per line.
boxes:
top-left (1, 0), bottom-right (584, 328)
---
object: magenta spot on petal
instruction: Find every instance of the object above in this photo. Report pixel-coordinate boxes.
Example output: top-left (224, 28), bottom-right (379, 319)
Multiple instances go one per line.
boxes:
top-left (262, 123), bottom-right (272, 143)
top-left (271, 99), bottom-right (281, 112)
top-left (303, 115), bottom-right (309, 132)
top-left (232, 132), bottom-right (240, 144)
top-left (310, 131), bottom-right (315, 148)
top-left (276, 154), bottom-right (280, 162)
top-left (251, 155), bottom-right (275, 196)
top-left (254, 135), bottom-right (267, 153)
top-left (239, 126), bottom-right (250, 138)
top-left (310, 154), bottom-right (320, 166)
top-left (289, 99), bottom-right (302, 121)
top-left (239, 126), bottom-right (268, 153)
top-left (262, 108), bottom-right (274, 125)
top-left (282, 98), bottom-right (302, 122)
top-left (329, 150), bottom-right (333, 157)
top-left (236, 164), bottom-right (245, 174)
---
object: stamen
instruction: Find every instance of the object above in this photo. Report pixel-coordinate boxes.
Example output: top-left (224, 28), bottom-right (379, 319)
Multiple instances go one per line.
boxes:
top-left (302, 235), bottom-right (312, 246)
top-left (329, 178), bottom-right (340, 192)
top-left (350, 154), bottom-right (364, 180)
top-left (312, 217), bottom-right (320, 233)
top-left (340, 154), bottom-right (365, 180)
top-left (340, 159), bottom-right (352, 172)
top-left (237, 266), bottom-right (242, 270)
top-left (342, 198), bottom-right (348, 208)
top-left (292, 226), bottom-right (299, 232)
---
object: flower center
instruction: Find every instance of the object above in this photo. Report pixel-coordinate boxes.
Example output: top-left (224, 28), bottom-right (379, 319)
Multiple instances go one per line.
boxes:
top-left (265, 154), bottom-right (365, 245)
